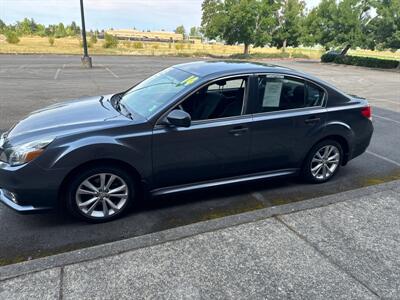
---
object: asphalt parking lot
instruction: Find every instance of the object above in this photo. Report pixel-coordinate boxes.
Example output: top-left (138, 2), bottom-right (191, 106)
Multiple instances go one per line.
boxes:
top-left (0, 55), bottom-right (399, 265)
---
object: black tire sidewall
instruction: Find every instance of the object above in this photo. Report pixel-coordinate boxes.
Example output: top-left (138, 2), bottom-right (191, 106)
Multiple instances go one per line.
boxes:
top-left (66, 166), bottom-right (135, 222)
top-left (302, 140), bottom-right (343, 183)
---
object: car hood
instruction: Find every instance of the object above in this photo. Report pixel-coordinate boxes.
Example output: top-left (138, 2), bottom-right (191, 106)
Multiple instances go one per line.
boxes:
top-left (4, 95), bottom-right (142, 145)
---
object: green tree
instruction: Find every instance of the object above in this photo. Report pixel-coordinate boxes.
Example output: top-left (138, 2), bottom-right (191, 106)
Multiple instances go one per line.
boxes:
top-left (253, 0), bottom-right (282, 47)
top-left (189, 26), bottom-right (201, 37)
top-left (55, 23), bottom-right (67, 38)
top-left (0, 19), bottom-right (6, 33)
top-left (366, 0), bottom-right (400, 50)
top-left (304, 0), bottom-right (374, 50)
top-left (335, 0), bottom-right (371, 48)
top-left (224, 0), bottom-right (259, 54)
top-left (304, 0), bottom-right (338, 50)
top-left (272, 0), bottom-right (306, 51)
top-left (201, 0), bottom-right (225, 39)
top-left (175, 25), bottom-right (186, 38)
top-left (36, 24), bottom-right (46, 36)
top-left (66, 21), bottom-right (81, 36)
top-left (201, 0), bottom-right (280, 54)
top-left (16, 18), bottom-right (37, 35)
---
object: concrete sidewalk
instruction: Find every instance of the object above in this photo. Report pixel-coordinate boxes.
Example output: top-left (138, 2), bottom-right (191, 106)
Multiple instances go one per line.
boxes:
top-left (1, 180), bottom-right (399, 299)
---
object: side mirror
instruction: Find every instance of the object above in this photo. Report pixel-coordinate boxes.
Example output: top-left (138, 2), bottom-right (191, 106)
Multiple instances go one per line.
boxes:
top-left (166, 109), bottom-right (191, 128)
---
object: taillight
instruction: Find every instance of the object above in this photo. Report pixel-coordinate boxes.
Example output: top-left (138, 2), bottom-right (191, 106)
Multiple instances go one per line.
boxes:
top-left (361, 105), bottom-right (372, 120)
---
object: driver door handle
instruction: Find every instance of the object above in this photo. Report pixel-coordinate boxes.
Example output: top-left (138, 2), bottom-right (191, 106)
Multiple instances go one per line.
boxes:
top-left (229, 126), bottom-right (249, 136)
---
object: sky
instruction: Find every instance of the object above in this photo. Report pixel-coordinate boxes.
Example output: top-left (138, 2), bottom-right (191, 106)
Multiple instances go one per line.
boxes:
top-left (0, 0), bottom-right (321, 32)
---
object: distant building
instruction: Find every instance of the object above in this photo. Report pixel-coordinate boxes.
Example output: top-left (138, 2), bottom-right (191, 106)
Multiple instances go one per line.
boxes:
top-left (102, 29), bottom-right (184, 43)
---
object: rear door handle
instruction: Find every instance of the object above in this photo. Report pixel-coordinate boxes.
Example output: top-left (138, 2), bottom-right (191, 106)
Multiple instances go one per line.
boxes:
top-left (229, 126), bottom-right (249, 136)
top-left (304, 117), bottom-right (321, 124)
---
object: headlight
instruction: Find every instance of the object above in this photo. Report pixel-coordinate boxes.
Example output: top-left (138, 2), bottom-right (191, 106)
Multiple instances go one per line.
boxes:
top-left (0, 137), bottom-right (55, 167)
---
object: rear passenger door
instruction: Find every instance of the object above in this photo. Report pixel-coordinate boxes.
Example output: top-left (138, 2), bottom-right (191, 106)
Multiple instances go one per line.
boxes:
top-left (248, 74), bottom-right (326, 172)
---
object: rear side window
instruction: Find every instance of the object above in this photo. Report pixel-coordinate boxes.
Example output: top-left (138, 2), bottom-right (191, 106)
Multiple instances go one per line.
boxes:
top-left (305, 82), bottom-right (325, 107)
top-left (255, 75), bottom-right (325, 113)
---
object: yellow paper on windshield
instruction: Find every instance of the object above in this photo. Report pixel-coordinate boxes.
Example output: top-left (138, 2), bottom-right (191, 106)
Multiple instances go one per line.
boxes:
top-left (181, 75), bottom-right (199, 86)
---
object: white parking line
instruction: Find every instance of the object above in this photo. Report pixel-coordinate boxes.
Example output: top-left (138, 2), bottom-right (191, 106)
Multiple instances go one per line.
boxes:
top-left (373, 114), bottom-right (400, 125)
top-left (54, 68), bottom-right (61, 80)
top-left (105, 67), bottom-right (119, 79)
top-left (366, 151), bottom-right (400, 167)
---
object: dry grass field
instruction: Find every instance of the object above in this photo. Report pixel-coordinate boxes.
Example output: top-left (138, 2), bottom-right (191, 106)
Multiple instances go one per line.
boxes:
top-left (0, 35), bottom-right (323, 58)
top-left (0, 36), bottom-right (398, 60)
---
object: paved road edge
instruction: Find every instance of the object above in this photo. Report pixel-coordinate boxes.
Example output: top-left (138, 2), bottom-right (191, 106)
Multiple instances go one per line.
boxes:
top-left (1, 179), bottom-right (399, 281)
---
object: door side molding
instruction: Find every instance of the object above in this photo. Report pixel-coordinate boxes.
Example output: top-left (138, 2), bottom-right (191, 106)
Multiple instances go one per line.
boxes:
top-left (151, 168), bottom-right (298, 196)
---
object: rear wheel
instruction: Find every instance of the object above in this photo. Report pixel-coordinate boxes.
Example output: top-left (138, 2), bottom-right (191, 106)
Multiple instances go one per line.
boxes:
top-left (66, 166), bottom-right (135, 222)
top-left (301, 140), bottom-right (343, 183)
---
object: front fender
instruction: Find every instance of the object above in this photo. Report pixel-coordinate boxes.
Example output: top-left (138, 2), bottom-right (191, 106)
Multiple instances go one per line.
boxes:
top-left (37, 135), bottom-right (151, 181)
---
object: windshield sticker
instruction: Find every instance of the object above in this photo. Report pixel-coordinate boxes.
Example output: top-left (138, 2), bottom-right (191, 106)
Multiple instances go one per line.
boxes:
top-left (180, 75), bottom-right (199, 86)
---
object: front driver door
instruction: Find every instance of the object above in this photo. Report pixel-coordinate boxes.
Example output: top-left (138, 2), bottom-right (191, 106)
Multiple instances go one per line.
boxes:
top-left (152, 76), bottom-right (252, 189)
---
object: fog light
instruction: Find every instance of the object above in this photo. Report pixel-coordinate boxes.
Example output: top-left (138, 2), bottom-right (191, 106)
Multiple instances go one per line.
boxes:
top-left (3, 190), bottom-right (18, 204)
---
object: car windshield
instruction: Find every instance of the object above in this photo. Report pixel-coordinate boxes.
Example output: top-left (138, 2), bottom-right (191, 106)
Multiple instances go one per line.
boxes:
top-left (120, 67), bottom-right (199, 118)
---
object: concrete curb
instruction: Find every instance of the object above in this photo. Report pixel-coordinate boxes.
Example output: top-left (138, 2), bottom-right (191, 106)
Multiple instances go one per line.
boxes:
top-left (1, 179), bottom-right (399, 281)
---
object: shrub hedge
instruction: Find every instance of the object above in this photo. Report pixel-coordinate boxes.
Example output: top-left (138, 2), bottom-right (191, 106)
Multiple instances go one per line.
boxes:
top-left (321, 53), bottom-right (399, 69)
top-left (103, 33), bottom-right (119, 48)
top-left (5, 31), bottom-right (20, 44)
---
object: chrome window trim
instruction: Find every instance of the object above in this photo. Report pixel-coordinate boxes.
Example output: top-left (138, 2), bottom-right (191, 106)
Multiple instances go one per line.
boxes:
top-left (251, 73), bottom-right (329, 117)
top-left (155, 73), bottom-right (253, 128)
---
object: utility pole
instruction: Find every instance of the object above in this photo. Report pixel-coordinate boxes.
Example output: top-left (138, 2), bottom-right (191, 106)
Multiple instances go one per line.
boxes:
top-left (80, 0), bottom-right (92, 68)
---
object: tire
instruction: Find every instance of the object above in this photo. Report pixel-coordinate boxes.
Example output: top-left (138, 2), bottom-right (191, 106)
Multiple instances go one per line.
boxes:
top-left (301, 139), bottom-right (343, 184)
top-left (65, 165), bottom-right (135, 223)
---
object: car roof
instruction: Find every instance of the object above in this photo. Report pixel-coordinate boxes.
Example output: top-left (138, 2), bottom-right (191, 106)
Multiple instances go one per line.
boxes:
top-left (172, 60), bottom-right (297, 78)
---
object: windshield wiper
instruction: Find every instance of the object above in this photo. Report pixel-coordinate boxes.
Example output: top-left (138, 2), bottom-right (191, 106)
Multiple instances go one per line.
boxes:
top-left (111, 93), bottom-right (133, 119)
top-left (119, 102), bottom-right (133, 119)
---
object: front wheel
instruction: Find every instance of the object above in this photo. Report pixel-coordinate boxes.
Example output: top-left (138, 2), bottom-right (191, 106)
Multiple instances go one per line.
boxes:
top-left (66, 166), bottom-right (135, 222)
top-left (301, 140), bottom-right (343, 183)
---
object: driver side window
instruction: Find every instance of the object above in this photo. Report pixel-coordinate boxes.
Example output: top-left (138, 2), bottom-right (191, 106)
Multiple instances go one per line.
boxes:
top-left (178, 77), bottom-right (247, 121)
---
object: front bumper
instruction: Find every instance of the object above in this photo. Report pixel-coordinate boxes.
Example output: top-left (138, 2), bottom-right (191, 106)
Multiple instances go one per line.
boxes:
top-left (0, 161), bottom-right (68, 213)
top-left (0, 188), bottom-right (52, 213)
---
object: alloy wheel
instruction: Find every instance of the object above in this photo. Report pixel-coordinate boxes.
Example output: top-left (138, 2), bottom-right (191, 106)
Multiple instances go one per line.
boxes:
top-left (310, 145), bottom-right (340, 181)
top-left (75, 173), bottom-right (129, 219)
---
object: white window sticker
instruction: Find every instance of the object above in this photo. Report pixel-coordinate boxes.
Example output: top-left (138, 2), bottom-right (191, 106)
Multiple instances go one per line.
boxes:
top-left (263, 81), bottom-right (283, 107)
